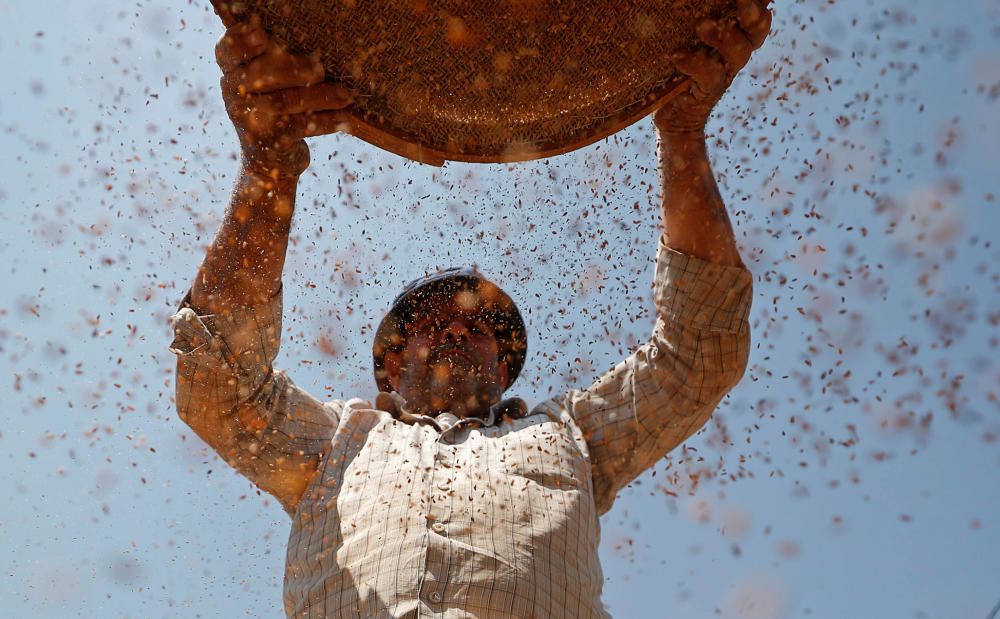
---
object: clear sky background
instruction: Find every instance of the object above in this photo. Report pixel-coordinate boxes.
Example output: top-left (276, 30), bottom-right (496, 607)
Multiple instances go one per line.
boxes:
top-left (1, 0), bottom-right (999, 617)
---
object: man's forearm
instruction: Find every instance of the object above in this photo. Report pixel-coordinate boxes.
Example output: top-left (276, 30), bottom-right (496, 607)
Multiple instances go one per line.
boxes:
top-left (657, 130), bottom-right (744, 268)
top-left (190, 167), bottom-right (299, 314)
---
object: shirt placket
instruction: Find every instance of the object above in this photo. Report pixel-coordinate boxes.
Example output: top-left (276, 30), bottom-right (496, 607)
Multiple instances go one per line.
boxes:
top-left (416, 420), bottom-right (462, 614)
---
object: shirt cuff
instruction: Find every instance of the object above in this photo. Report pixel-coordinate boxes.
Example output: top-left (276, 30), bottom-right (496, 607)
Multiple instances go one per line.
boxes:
top-left (169, 289), bottom-right (284, 374)
top-left (654, 239), bottom-right (753, 332)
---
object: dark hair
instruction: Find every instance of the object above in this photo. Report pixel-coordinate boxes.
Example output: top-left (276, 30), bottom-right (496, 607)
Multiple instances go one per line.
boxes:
top-left (372, 268), bottom-right (527, 393)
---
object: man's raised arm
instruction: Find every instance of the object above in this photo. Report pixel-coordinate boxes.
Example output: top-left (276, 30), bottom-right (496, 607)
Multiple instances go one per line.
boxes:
top-left (170, 14), bottom-right (353, 515)
top-left (552, 0), bottom-right (771, 515)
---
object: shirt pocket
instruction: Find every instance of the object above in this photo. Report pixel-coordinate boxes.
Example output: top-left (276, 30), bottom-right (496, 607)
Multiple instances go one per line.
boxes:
top-left (489, 424), bottom-right (589, 492)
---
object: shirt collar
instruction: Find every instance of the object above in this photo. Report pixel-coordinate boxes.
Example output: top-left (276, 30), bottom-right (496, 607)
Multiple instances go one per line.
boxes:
top-left (376, 392), bottom-right (524, 432)
top-left (402, 408), bottom-right (497, 434)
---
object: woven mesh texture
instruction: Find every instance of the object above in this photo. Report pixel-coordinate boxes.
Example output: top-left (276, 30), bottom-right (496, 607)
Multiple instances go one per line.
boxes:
top-left (244, 0), bottom-right (733, 161)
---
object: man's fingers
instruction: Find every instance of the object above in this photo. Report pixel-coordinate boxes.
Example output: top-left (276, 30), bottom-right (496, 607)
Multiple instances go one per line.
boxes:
top-left (736, 0), bottom-right (773, 49)
top-left (718, 23), bottom-right (755, 74)
top-left (251, 83), bottom-right (356, 115)
top-left (211, 0), bottom-right (248, 28)
top-left (238, 49), bottom-right (326, 94)
top-left (673, 50), bottom-right (727, 95)
top-left (216, 20), bottom-right (269, 73)
top-left (287, 110), bottom-right (353, 140)
top-left (696, 20), bottom-right (754, 77)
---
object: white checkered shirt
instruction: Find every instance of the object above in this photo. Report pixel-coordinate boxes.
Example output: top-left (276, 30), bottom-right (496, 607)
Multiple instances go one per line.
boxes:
top-left (170, 239), bottom-right (753, 618)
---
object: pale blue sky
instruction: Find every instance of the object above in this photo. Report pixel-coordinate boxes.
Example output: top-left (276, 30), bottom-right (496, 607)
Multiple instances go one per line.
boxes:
top-left (1, 0), bottom-right (998, 617)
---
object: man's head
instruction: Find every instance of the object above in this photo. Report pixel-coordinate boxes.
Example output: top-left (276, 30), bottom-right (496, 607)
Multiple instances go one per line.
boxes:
top-left (373, 269), bottom-right (527, 419)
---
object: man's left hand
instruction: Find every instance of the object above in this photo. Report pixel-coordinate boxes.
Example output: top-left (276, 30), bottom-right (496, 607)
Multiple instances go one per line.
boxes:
top-left (654, 0), bottom-right (772, 135)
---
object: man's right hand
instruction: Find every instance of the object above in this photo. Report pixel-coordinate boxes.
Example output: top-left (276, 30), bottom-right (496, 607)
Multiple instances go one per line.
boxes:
top-left (216, 16), bottom-right (355, 179)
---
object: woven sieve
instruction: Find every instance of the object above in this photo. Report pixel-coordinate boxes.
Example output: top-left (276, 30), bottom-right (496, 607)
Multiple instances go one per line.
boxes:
top-left (214, 0), bottom-right (735, 165)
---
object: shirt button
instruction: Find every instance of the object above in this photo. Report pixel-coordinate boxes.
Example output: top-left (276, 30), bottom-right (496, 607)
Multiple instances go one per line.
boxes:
top-left (428, 591), bottom-right (442, 603)
top-left (431, 522), bottom-right (446, 533)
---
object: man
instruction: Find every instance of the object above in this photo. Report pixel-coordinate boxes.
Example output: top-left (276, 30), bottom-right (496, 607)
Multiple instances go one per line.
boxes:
top-left (170, 1), bottom-right (771, 616)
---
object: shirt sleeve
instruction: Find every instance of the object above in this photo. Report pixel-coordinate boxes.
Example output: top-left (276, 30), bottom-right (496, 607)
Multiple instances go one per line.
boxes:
top-left (559, 238), bottom-right (753, 516)
top-left (169, 288), bottom-right (340, 512)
